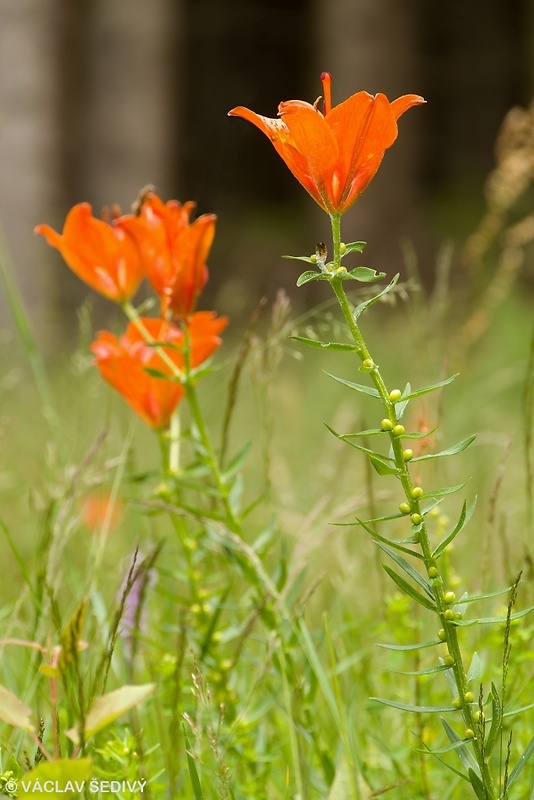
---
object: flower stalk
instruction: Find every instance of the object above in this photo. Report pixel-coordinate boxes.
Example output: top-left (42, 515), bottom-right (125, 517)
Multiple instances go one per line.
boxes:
top-left (328, 214), bottom-right (497, 798)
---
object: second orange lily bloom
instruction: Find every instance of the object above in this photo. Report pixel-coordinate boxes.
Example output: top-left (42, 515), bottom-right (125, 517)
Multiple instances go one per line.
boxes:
top-left (117, 193), bottom-right (216, 318)
top-left (229, 73), bottom-right (425, 215)
top-left (91, 312), bottom-right (227, 430)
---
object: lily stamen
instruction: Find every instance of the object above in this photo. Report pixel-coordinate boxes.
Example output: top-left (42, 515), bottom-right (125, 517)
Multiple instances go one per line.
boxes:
top-left (321, 71), bottom-right (332, 115)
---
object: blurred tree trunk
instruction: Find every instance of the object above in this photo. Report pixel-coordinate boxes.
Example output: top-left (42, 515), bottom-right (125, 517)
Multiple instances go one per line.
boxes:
top-left (52, 0), bottom-right (181, 320)
top-left (0, 0), bottom-right (61, 342)
top-left (83, 0), bottom-right (178, 211)
top-left (318, 0), bottom-right (422, 274)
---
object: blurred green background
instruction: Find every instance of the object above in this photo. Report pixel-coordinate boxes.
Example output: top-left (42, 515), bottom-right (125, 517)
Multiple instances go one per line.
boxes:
top-left (1, 0), bottom-right (534, 342)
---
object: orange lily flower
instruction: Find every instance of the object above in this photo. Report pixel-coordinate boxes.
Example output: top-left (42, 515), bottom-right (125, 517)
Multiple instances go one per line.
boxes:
top-left (117, 193), bottom-right (216, 317)
top-left (35, 203), bottom-right (144, 302)
top-left (91, 312), bottom-right (227, 429)
top-left (229, 73), bottom-right (425, 215)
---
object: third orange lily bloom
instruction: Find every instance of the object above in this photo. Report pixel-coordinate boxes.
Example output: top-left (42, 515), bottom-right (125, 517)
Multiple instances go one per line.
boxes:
top-left (229, 73), bottom-right (425, 215)
top-left (91, 312), bottom-right (227, 430)
top-left (117, 192), bottom-right (216, 318)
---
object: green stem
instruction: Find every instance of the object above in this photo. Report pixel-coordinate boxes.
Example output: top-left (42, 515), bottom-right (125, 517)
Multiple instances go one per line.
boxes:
top-left (328, 214), bottom-right (496, 798)
top-left (121, 300), bottom-right (240, 533)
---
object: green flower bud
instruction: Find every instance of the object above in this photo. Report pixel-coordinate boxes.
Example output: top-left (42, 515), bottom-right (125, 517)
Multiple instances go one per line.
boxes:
top-left (444, 591), bottom-right (456, 604)
top-left (428, 566), bottom-right (439, 578)
top-left (310, 254), bottom-right (317, 263)
top-left (362, 357), bottom-right (373, 368)
top-left (335, 266), bottom-right (347, 275)
top-left (399, 502), bottom-right (411, 515)
top-left (444, 609), bottom-right (454, 620)
top-left (340, 242), bottom-right (347, 254)
top-left (454, 611), bottom-right (463, 621)
top-left (474, 710), bottom-right (485, 722)
top-left (389, 389), bottom-right (402, 402)
top-left (452, 697), bottom-right (462, 708)
top-left (381, 419), bottom-right (394, 431)
top-left (444, 655), bottom-right (455, 666)
top-left (411, 486), bottom-right (424, 499)
top-left (410, 512), bottom-right (422, 525)
top-left (465, 728), bottom-right (475, 739)
top-left (437, 628), bottom-right (446, 641)
top-left (403, 449), bottom-right (414, 461)
top-left (393, 424), bottom-right (405, 436)
top-left (464, 691), bottom-right (475, 703)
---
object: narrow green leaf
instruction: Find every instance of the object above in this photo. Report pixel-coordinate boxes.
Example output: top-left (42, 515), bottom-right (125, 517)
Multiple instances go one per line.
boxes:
top-left (183, 726), bottom-right (204, 799)
top-left (353, 273), bottom-right (399, 319)
top-left (66, 683), bottom-right (154, 744)
top-left (466, 652), bottom-right (482, 683)
top-left (221, 442), bottom-right (251, 482)
top-left (401, 427), bottom-right (439, 440)
top-left (433, 498), bottom-right (477, 558)
top-left (467, 768), bottom-right (486, 800)
top-left (412, 434), bottom-right (477, 462)
top-left (343, 240), bottom-right (367, 254)
top-left (506, 733), bottom-right (534, 791)
top-left (355, 518), bottom-right (424, 559)
top-left (325, 426), bottom-right (396, 471)
top-left (296, 270), bottom-right (325, 286)
top-left (339, 427), bottom-right (385, 438)
top-left (456, 585), bottom-right (512, 604)
top-left (369, 454), bottom-right (401, 476)
top-left (417, 737), bottom-right (477, 755)
top-left (0, 684), bottom-right (35, 732)
top-left (282, 253), bottom-right (317, 263)
top-left (372, 697), bottom-right (456, 713)
top-left (400, 374), bottom-right (459, 401)
top-left (345, 266), bottom-right (385, 283)
top-left (422, 482), bottom-right (467, 499)
top-left (376, 640), bottom-right (442, 651)
top-left (383, 565), bottom-right (437, 611)
top-left (375, 542), bottom-right (434, 599)
top-left (503, 699), bottom-right (534, 718)
top-left (395, 382), bottom-right (411, 419)
top-left (291, 335), bottom-right (357, 351)
top-left (395, 663), bottom-right (452, 676)
top-left (485, 683), bottom-right (502, 758)
top-left (441, 718), bottom-right (481, 777)
top-left (324, 372), bottom-right (380, 398)
top-left (473, 603), bottom-right (534, 624)
top-left (143, 366), bottom-right (178, 381)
